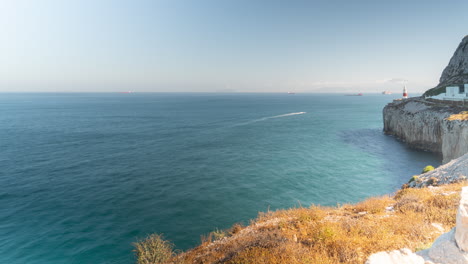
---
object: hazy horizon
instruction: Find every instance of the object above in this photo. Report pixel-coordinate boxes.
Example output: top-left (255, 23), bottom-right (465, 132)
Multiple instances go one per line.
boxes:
top-left (0, 91), bottom-right (424, 95)
top-left (1, 0), bottom-right (467, 93)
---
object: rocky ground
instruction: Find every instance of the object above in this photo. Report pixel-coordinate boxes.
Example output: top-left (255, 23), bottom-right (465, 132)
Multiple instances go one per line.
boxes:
top-left (366, 186), bottom-right (468, 264)
top-left (409, 153), bottom-right (468, 188)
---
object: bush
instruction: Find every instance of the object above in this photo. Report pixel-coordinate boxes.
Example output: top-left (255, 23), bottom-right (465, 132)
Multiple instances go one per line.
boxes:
top-left (408, 175), bottom-right (419, 183)
top-left (230, 223), bottom-right (243, 235)
top-left (133, 234), bottom-right (174, 264)
top-left (423, 86), bottom-right (446, 97)
top-left (422, 165), bottom-right (435, 174)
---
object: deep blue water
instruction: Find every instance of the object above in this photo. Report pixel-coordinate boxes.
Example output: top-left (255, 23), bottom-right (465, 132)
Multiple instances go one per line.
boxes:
top-left (0, 93), bottom-right (440, 264)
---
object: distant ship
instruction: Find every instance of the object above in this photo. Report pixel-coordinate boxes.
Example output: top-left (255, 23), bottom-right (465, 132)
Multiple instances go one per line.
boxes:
top-left (345, 93), bottom-right (363, 96)
top-left (382, 91), bottom-right (392, 95)
top-left (119, 91), bottom-right (133, 94)
top-left (287, 92), bottom-right (295, 94)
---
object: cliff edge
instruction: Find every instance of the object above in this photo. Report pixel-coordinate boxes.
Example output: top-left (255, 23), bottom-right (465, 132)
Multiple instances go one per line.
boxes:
top-left (383, 97), bottom-right (467, 163)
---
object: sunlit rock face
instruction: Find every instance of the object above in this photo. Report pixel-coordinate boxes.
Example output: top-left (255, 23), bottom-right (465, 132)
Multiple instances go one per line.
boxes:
top-left (456, 187), bottom-right (468, 252)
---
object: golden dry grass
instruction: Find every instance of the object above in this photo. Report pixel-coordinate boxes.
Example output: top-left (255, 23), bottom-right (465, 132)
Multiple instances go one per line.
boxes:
top-left (137, 182), bottom-right (466, 264)
top-left (446, 111), bottom-right (468, 120)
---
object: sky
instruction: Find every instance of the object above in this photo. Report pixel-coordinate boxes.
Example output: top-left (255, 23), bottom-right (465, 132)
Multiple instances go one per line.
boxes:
top-left (0, 0), bottom-right (467, 93)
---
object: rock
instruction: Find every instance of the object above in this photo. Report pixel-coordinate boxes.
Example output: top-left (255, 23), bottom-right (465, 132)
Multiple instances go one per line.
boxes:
top-left (456, 187), bottom-right (468, 251)
top-left (431, 223), bottom-right (445, 234)
top-left (383, 98), bottom-right (468, 164)
top-left (409, 153), bottom-right (468, 187)
top-left (422, 228), bottom-right (468, 264)
top-left (441, 118), bottom-right (468, 163)
top-left (425, 35), bottom-right (468, 95)
top-left (366, 248), bottom-right (425, 264)
top-left (367, 187), bottom-right (468, 264)
top-left (366, 230), bottom-right (468, 264)
top-left (384, 35), bottom-right (468, 164)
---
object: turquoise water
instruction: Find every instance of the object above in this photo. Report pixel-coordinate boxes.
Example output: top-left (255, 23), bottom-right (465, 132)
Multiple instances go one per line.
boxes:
top-left (0, 93), bottom-right (440, 264)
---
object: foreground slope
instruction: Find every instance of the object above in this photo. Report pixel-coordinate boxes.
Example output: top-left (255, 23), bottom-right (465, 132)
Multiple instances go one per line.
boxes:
top-left (136, 181), bottom-right (466, 264)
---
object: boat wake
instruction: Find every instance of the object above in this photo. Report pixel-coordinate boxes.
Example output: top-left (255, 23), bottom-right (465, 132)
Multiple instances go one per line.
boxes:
top-left (234, 112), bottom-right (306, 126)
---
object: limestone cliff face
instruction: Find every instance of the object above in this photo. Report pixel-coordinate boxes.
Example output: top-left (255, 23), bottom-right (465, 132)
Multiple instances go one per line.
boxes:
top-left (425, 35), bottom-right (468, 96)
top-left (383, 98), bottom-right (467, 163)
top-left (442, 118), bottom-right (468, 163)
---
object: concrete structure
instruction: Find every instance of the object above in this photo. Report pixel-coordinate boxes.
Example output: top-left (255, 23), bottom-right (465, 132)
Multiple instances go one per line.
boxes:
top-left (428, 84), bottom-right (468, 101)
top-left (403, 85), bottom-right (408, 99)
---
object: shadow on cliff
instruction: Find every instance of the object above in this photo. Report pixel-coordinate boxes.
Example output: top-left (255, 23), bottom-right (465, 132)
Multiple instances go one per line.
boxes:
top-left (340, 128), bottom-right (442, 186)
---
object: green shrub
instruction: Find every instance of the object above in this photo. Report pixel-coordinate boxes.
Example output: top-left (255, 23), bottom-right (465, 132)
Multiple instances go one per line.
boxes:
top-left (133, 234), bottom-right (174, 264)
top-left (423, 86), bottom-right (446, 97)
top-left (408, 175), bottom-right (419, 183)
top-left (422, 165), bottom-right (435, 174)
top-left (211, 228), bottom-right (228, 241)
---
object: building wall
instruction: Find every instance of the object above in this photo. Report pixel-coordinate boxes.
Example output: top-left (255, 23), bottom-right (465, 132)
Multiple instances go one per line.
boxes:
top-left (428, 85), bottom-right (468, 101)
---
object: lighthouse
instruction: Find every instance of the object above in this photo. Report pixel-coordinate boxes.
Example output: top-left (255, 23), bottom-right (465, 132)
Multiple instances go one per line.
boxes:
top-left (403, 85), bottom-right (408, 99)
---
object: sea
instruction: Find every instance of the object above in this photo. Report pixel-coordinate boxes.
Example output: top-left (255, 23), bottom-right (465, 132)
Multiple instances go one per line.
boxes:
top-left (0, 93), bottom-right (441, 264)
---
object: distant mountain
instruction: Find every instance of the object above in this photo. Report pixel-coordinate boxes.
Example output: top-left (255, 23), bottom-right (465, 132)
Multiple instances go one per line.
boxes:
top-left (424, 35), bottom-right (468, 96)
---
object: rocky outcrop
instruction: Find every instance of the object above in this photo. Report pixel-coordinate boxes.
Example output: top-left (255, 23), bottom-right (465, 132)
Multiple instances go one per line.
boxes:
top-left (456, 187), bottom-right (468, 251)
top-left (424, 35), bottom-right (468, 96)
top-left (383, 97), bottom-right (468, 163)
top-left (420, 228), bottom-right (468, 264)
top-left (409, 153), bottom-right (468, 187)
top-left (367, 186), bottom-right (468, 264)
top-left (366, 248), bottom-right (425, 264)
top-left (442, 118), bottom-right (468, 162)
top-left (416, 187), bottom-right (468, 264)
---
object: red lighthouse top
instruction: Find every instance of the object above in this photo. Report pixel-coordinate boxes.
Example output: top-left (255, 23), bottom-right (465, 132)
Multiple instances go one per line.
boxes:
top-left (403, 85), bottom-right (408, 98)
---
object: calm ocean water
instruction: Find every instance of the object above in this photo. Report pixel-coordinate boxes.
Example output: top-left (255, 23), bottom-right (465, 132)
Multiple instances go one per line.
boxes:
top-left (0, 93), bottom-right (440, 264)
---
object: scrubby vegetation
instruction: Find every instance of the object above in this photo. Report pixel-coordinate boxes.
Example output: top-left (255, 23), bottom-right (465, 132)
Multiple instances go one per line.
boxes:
top-left (423, 86), bottom-right (445, 97)
top-left (135, 183), bottom-right (466, 264)
top-left (422, 165), bottom-right (435, 174)
top-left (134, 234), bottom-right (174, 264)
top-left (408, 175), bottom-right (419, 183)
top-left (447, 111), bottom-right (468, 121)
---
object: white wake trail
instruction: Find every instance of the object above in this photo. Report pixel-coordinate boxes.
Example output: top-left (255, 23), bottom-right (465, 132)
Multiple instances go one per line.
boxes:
top-left (268, 112), bottom-right (306, 119)
top-left (234, 112), bottom-right (306, 126)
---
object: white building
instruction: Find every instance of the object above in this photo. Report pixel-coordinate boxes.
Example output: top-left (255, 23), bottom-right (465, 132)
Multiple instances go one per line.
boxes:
top-left (427, 84), bottom-right (468, 101)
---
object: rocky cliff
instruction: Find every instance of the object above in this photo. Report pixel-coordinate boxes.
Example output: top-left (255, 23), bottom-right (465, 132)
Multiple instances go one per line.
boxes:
top-left (383, 98), bottom-right (468, 163)
top-left (384, 35), bottom-right (468, 163)
top-left (424, 35), bottom-right (468, 96)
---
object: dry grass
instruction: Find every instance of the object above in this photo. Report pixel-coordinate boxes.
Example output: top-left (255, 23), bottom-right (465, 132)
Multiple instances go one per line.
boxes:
top-left (134, 234), bottom-right (174, 264)
top-left (136, 183), bottom-right (466, 264)
top-left (447, 111), bottom-right (468, 120)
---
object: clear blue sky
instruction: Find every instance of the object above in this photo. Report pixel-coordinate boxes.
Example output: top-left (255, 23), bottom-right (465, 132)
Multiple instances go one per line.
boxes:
top-left (1, 0), bottom-right (467, 93)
